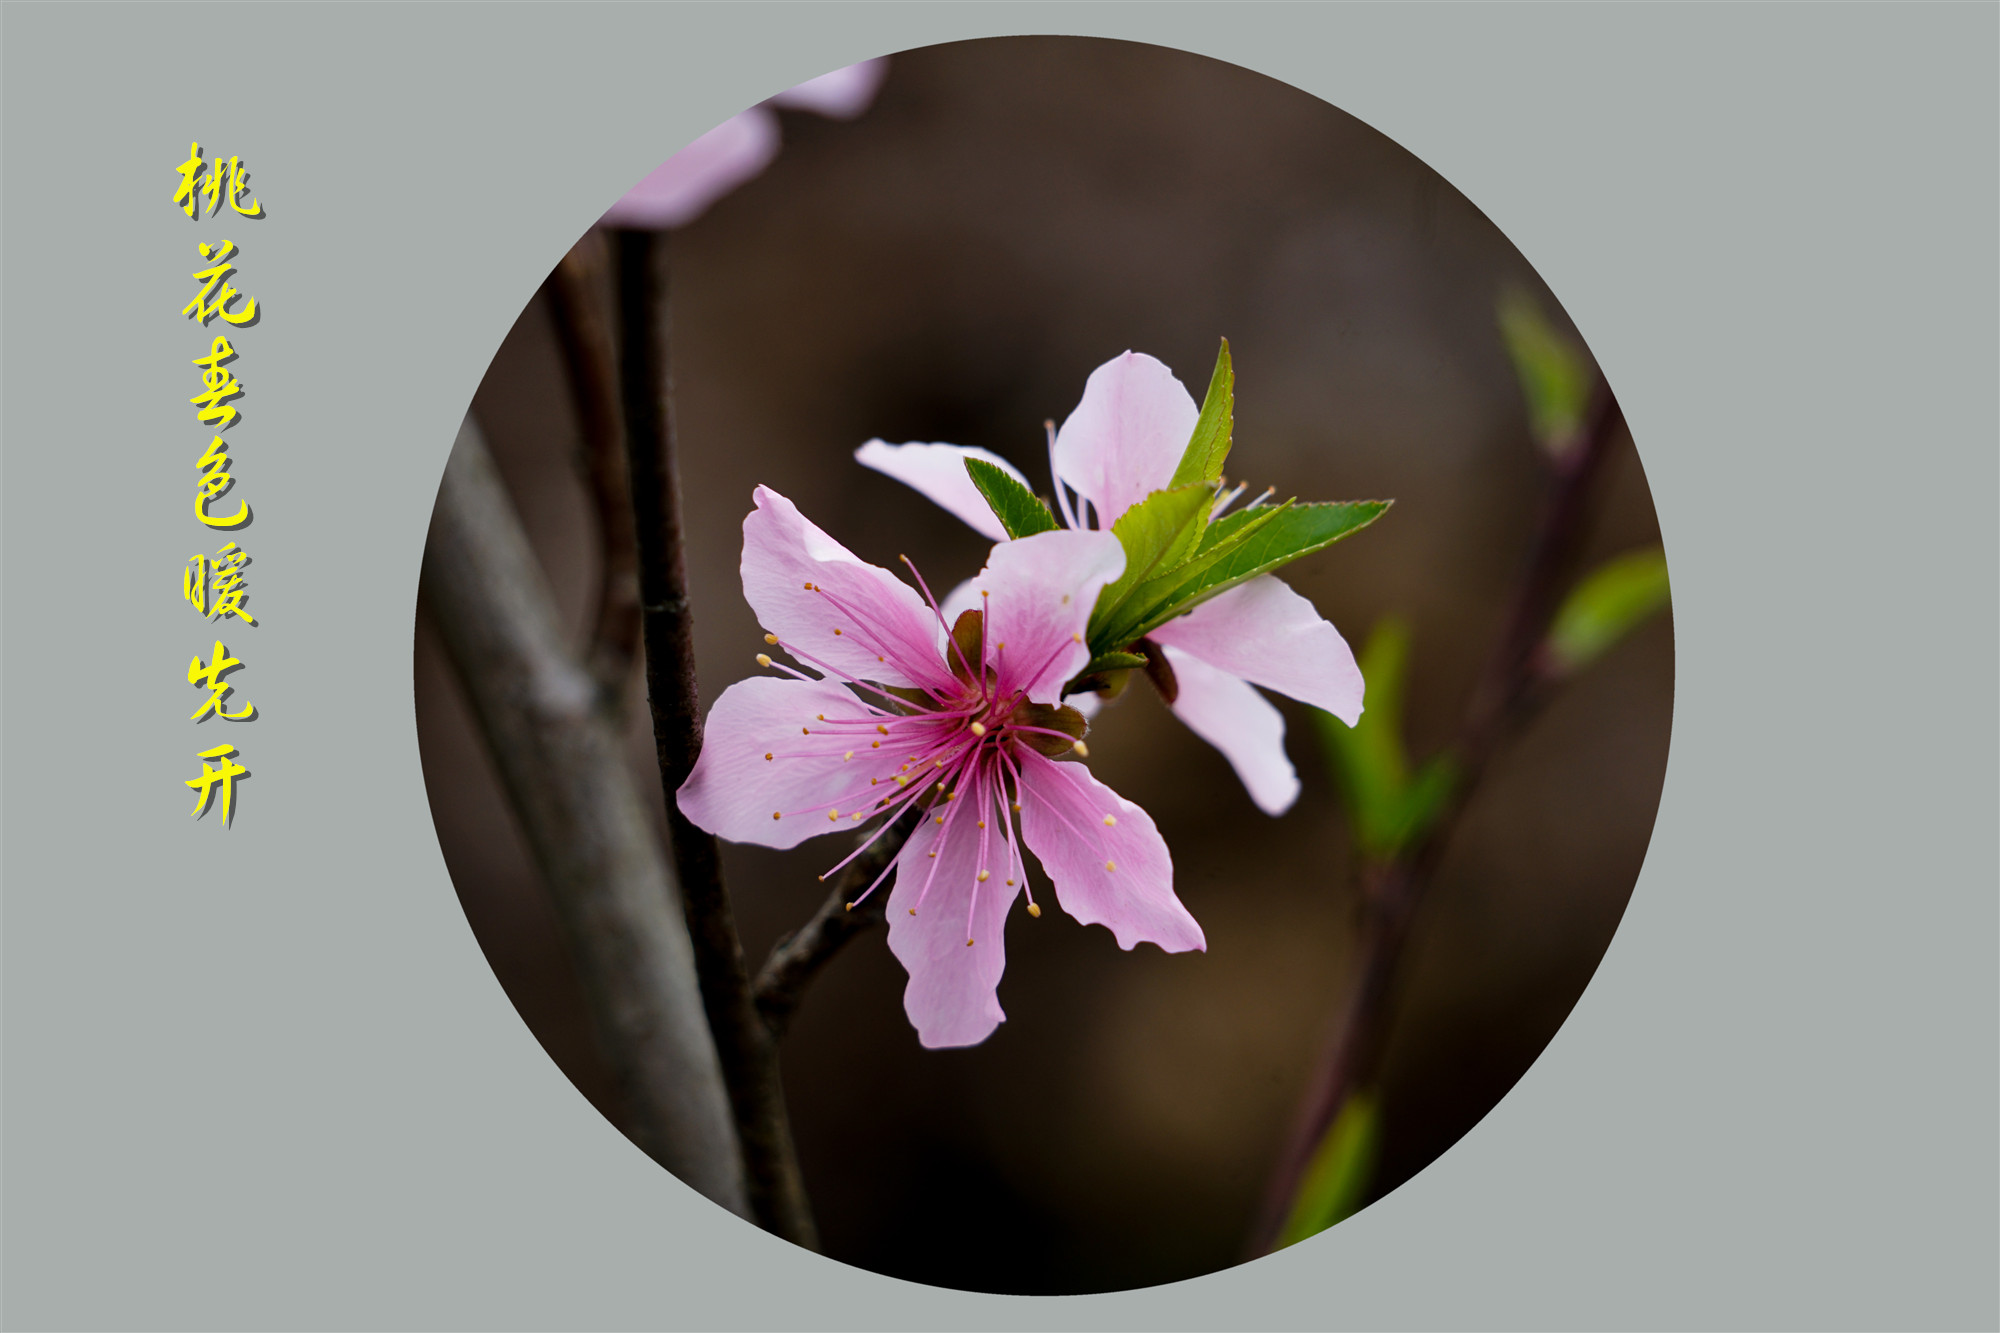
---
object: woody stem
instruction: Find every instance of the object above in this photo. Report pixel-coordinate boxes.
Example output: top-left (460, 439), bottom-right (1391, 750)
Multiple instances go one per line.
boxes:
top-left (753, 810), bottom-right (922, 1040)
top-left (1248, 379), bottom-right (1626, 1255)
top-left (615, 226), bottom-right (817, 1250)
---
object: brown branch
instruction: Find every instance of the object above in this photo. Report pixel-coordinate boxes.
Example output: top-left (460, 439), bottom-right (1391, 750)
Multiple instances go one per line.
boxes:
top-left (544, 232), bottom-right (643, 704)
top-left (754, 810), bottom-right (921, 1040)
top-left (421, 416), bottom-right (747, 1217)
top-left (614, 227), bottom-right (818, 1250)
top-left (1249, 381), bottom-right (1626, 1255)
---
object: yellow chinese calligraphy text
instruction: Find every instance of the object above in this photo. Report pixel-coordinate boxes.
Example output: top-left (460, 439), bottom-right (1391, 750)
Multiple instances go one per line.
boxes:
top-left (187, 639), bottom-right (254, 721)
top-left (186, 743), bottom-right (249, 823)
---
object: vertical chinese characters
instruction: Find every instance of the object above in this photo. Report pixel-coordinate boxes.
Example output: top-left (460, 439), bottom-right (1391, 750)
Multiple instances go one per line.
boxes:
top-left (176, 144), bottom-right (264, 824)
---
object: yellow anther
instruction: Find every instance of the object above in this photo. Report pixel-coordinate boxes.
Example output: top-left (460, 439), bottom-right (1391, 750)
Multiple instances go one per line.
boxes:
top-left (1103, 814), bottom-right (1117, 827)
top-left (756, 653), bottom-right (772, 667)
top-left (828, 809), bottom-right (840, 821)
top-left (844, 902), bottom-right (854, 912)
top-left (1012, 802), bottom-right (1022, 812)
top-left (965, 939), bottom-right (975, 948)
top-left (977, 820), bottom-right (987, 829)
top-left (910, 907), bottom-right (918, 914)
top-left (772, 811), bottom-right (782, 820)
top-left (1026, 902), bottom-right (1041, 917)
top-left (871, 777), bottom-right (880, 786)
top-left (764, 633), bottom-right (779, 645)
top-left (844, 750), bottom-right (854, 761)
top-left (833, 628), bottom-right (844, 636)
top-left (764, 752), bottom-right (773, 761)
top-left (852, 812), bottom-right (865, 821)
top-left (876, 724), bottom-right (889, 734)
top-left (1105, 860), bottom-right (1117, 872)
top-left (1072, 740), bottom-right (1090, 758)
top-left (801, 727), bottom-right (810, 735)
top-left (817, 714), bottom-right (826, 721)
top-left (969, 721), bottom-right (986, 737)
top-left (936, 782), bottom-right (946, 792)
top-left (934, 814), bottom-right (945, 824)
top-left (1071, 632), bottom-right (1082, 642)
top-left (871, 741), bottom-right (882, 749)
top-left (977, 870), bottom-right (990, 882)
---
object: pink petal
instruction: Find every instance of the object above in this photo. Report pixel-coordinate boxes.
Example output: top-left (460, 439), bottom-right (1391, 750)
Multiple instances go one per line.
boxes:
top-left (886, 806), bottom-right (1021, 1048)
top-left (854, 440), bottom-right (1029, 544)
top-left (599, 108), bottom-right (781, 230)
top-left (677, 675), bottom-right (907, 850)
top-left (1050, 351), bottom-right (1201, 523)
top-left (975, 529), bottom-right (1125, 701)
top-left (768, 58), bottom-right (889, 119)
top-left (741, 487), bottom-right (957, 694)
top-left (1013, 749), bottom-right (1205, 954)
top-left (938, 575), bottom-right (984, 626)
top-left (1149, 576), bottom-right (1365, 725)
top-left (1157, 646), bottom-right (1300, 816)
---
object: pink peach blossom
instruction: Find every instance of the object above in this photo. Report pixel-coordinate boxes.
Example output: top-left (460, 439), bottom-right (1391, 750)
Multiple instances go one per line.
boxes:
top-left (857, 351), bottom-right (1365, 817)
top-left (600, 58), bottom-right (888, 229)
top-left (679, 487), bottom-right (1204, 1048)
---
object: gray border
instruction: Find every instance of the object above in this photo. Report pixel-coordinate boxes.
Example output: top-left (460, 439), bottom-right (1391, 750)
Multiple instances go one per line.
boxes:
top-left (3, 3), bottom-right (1994, 1329)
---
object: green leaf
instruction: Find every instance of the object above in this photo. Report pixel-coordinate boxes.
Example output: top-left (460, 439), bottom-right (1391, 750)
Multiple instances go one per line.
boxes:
top-left (1274, 1089), bottom-right (1381, 1250)
top-left (1116, 499), bottom-right (1391, 645)
top-left (1498, 287), bottom-right (1593, 456)
top-left (1545, 546), bottom-right (1671, 674)
top-left (1086, 483), bottom-right (1213, 647)
top-left (1093, 499), bottom-right (1293, 647)
top-left (1312, 617), bottom-right (1458, 859)
top-left (1169, 338), bottom-right (1234, 489)
top-left (1078, 650), bottom-right (1147, 675)
top-left (964, 456), bottom-right (1059, 539)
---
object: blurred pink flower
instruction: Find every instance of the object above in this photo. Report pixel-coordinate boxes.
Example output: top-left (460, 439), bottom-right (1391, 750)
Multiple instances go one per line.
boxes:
top-left (600, 58), bottom-right (888, 229)
top-left (678, 486), bottom-right (1205, 1048)
top-left (857, 351), bottom-right (1365, 817)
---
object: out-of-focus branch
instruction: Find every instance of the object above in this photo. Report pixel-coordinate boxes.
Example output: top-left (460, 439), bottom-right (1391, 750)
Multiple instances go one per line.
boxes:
top-left (614, 227), bottom-right (818, 1250)
top-left (754, 811), bottom-right (921, 1040)
top-left (421, 416), bottom-right (747, 1217)
top-left (544, 232), bottom-right (643, 705)
top-left (1250, 381), bottom-right (1626, 1255)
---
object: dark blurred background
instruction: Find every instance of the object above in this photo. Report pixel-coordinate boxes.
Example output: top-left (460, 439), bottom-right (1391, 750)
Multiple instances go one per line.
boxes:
top-left (415, 37), bottom-right (1670, 1295)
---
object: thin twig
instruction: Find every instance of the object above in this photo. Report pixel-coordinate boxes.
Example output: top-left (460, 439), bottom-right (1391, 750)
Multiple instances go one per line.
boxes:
top-left (421, 416), bottom-right (748, 1217)
top-left (544, 233), bottom-right (643, 705)
top-left (1249, 381), bottom-right (1626, 1255)
top-left (754, 810), bottom-right (921, 1040)
top-left (614, 227), bottom-right (819, 1250)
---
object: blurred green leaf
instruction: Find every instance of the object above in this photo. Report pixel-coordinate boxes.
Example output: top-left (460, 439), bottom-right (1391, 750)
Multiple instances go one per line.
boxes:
top-left (964, 456), bottom-right (1060, 539)
top-left (1275, 1089), bottom-right (1382, 1249)
top-left (1498, 287), bottom-right (1593, 455)
top-left (1114, 500), bottom-right (1391, 646)
top-left (1087, 483), bottom-right (1213, 648)
top-left (1313, 617), bottom-right (1458, 860)
top-left (1169, 337), bottom-right (1235, 490)
top-left (1545, 546), bottom-right (1671, 675)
